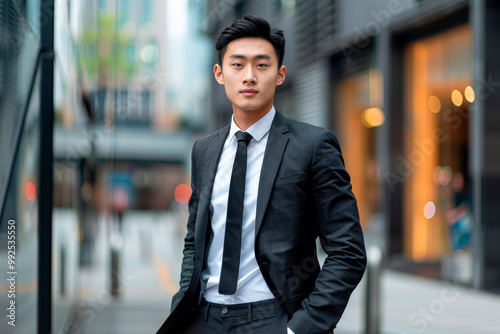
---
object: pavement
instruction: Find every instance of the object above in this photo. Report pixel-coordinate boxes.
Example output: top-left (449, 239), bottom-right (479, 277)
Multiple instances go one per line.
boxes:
top-left (69, 210), bottom-right (500, 334)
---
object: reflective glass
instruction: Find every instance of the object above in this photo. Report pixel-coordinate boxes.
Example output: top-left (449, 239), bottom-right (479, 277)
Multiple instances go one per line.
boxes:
top-left (336, 69), bottom-right (381, 231)
top-left (403, 24), bottom-right (473, 280)
top-left (12, 0), bottom-right (42, 38)
top-left (0, 66), bottom-right (40, 334)
top-left (0, 1), bottom-right (40, 199)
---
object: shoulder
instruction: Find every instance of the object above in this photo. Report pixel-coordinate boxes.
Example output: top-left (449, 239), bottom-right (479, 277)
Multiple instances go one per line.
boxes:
top-left (278, 113), bottom-right (340, 148)
top-left (192, 125), bottom-right (229, 154)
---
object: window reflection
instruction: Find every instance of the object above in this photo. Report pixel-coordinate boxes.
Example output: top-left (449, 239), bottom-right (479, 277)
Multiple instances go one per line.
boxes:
top-left (0, 66), bottom-right (41, 334)
top-left (403, 25), bottom-right (472, 280)
top-left (0, 2), bottom-right (40, 193)
top-left (336, 69), bottom-right (381, 229)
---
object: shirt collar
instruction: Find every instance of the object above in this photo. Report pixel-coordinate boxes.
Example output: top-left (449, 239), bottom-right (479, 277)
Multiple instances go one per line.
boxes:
top-left (228, 106), bottom-right (276, 144)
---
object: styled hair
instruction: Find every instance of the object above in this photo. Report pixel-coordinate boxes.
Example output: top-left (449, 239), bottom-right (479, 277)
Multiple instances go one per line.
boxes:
top-left (215, 14), bottom-right (285, 68)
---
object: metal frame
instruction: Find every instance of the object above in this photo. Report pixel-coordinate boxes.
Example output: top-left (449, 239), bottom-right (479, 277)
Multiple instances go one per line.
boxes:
top-left (38, 0), bottom-right (54, 333)
top-left (470, 0), bottom-right (485, 292)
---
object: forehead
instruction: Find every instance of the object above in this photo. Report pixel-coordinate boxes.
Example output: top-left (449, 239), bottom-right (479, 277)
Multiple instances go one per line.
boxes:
top-left (223, 37), bottom-right (277, 61)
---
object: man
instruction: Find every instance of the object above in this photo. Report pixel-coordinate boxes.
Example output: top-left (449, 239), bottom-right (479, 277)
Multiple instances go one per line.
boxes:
top-left (157, 14), bottom-right (366, 334)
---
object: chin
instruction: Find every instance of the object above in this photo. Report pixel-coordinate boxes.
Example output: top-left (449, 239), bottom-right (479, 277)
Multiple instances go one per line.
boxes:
top-left (236, 104), bottom-right (260, 111)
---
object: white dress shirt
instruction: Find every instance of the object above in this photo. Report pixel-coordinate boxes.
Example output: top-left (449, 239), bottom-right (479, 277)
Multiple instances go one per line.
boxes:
top-left (201, 107), bottom-right (276, 304)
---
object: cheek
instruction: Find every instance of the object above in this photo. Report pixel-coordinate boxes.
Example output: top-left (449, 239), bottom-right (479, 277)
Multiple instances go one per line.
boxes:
top-left (224, 85), bottom-right (239, 99)
top-left (224, 77), bottom-right (238, 90)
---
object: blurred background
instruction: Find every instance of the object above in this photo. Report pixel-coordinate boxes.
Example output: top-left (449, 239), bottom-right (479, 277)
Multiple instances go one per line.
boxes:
top-left (1, 0), bottom-right (500, 333)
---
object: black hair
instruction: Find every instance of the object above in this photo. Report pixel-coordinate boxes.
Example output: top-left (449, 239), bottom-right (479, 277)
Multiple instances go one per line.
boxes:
top-left (215, 14), bottom-right (285, 68)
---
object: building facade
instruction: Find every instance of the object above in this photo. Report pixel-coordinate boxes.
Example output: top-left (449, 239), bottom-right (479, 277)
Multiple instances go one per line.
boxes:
top-left (0, 0), bottom-right (210, 333)
top-left (204, 0), bottom-right (500, 293)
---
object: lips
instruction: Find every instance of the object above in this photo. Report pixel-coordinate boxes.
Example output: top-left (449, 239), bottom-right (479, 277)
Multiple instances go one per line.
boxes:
top-left (240, 89), bottom-right (258, 97)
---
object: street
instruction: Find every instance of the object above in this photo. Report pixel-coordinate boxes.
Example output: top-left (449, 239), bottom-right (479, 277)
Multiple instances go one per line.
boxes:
top-left (68, 210), bottom-right (500, 334)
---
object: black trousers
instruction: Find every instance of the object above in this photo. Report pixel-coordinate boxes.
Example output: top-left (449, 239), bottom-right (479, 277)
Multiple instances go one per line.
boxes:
top-left (180, 298), bottom-right (288, 334)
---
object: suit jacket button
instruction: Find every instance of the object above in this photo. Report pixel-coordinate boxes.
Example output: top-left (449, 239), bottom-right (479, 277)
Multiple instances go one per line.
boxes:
top-left (221, 306), bottom-right (228, 315)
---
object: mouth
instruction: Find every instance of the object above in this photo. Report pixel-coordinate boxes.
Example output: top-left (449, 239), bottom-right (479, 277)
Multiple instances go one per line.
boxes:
top-left (240, 89), bottom-right (258, 97)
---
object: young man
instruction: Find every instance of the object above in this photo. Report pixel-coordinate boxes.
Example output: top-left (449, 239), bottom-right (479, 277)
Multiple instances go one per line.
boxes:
top-left (157, 15), bottom-right (366, 334)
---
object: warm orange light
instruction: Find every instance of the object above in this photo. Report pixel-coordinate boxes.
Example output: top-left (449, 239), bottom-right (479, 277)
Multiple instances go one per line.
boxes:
top-left (25, 182), bottom-right (36, 201)
top-left (174, 184), bottom-right (192, 204)
top-left (464, 86), bottom-right (475, 103)
top-left (428, 95), bottom-right (441, 113)
top-left (451, 90), bottom-right (463, 106)
top-left (361, 107), bottom-right (385, 128)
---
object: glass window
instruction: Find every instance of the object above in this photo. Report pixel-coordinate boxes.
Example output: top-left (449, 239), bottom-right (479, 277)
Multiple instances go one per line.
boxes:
top-left (0, 3), bottom-right (40, 193)
top-left (336, 69), bottom-right (383, 230)
top-left (11, 0), bottom-right (41, 38)
top-left (0, 67), bottom-right (40, 334)
top-left (403, 25), bottom-right (472, 273)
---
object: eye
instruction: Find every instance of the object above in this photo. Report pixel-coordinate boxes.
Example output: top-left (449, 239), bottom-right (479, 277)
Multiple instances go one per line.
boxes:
top-left (232, 63), bottom-right (243, 68)
top-left (257, 63), bottom-right (269, 68)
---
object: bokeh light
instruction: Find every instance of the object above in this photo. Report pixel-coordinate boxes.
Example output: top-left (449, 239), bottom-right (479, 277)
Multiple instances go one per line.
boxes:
top-left (140, 44), bottom-right (159, 63)
top-left (439, 166), bottom-right (453, 186)
top-left (428, 95), bottom-right (441, 113)
top-left (451, 89), bottom-right (463, 106)
top-left (25, 182), bottom-right (36, 201)
top-left (361, 107), bottom-right (385, 128)
top-left (464, 85), bottom-right (475, 103)
top-left (175, 184), bottom-right (192, 204)
top-left (423, 201), bottom-right (436, 219)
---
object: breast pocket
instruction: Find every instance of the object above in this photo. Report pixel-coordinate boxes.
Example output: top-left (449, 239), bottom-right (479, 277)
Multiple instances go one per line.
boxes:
top-left (274, 173), bottom-right (306, 188)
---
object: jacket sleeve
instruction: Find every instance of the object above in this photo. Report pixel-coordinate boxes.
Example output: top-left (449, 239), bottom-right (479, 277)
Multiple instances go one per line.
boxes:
top-left (288, 130), bottom-right (367, 333)
top-left (170, 140), bottom-right (199, 312)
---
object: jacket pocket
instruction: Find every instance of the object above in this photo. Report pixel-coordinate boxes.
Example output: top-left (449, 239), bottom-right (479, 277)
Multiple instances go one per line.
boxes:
top-left (275, 173), bottom-right (306, 188)
top-left (292, 291), bottom-right (310, 300)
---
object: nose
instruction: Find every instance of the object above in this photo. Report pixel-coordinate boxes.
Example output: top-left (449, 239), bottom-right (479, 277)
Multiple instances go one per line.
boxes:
top-left (242, 67), bottom-right (256, 84)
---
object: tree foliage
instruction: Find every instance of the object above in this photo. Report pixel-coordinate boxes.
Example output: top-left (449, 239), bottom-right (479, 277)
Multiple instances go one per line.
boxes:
top-left (77, 13), bottom-right (137, 86)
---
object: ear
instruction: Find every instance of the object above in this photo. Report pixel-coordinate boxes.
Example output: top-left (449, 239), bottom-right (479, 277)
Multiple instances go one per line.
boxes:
top-left (214, 64), bottom-right (224, 85)
top-left (276, 65), bottom-right (286, 86)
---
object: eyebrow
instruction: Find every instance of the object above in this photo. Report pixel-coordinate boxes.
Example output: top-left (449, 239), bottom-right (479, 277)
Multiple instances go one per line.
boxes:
top-left (228, 54), bottom-right (272, 60)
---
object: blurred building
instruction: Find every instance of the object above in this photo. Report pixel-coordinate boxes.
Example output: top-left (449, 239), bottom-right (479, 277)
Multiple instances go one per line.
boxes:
top-left (1, 0), bottom-right (500, 333)
top-left (1, 0), bottom-right (211, 333)
top-left (203, 0), bottom-right (500, 294)
top-left (0, 0), bottom-right (55, 332)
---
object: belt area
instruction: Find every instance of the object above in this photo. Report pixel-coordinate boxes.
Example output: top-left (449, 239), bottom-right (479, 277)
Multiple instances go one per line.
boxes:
top-left (199, 298), bottom-right (284, 319)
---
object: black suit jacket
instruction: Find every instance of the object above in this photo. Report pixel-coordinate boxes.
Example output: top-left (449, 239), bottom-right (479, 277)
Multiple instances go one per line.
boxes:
top-left (156, 112), bottom-right (366, 334)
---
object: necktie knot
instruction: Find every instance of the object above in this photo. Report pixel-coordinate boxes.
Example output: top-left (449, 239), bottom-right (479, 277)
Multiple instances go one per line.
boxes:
top-left (235, 131), bottom-right (253, 145)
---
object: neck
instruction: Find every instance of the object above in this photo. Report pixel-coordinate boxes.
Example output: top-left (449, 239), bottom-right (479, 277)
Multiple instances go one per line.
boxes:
top-left (232, 103), bottom-right (273, 131)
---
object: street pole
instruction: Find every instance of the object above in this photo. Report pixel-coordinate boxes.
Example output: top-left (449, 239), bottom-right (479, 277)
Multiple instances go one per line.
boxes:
top-left (364, 246), bottom-right (383, 334)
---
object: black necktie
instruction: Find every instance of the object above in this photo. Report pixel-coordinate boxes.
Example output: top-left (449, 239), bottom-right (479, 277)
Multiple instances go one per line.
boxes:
top-left (219, 131), bottom-right (253, 295)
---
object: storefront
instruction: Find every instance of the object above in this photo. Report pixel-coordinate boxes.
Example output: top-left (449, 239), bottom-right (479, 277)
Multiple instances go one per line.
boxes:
top-left (334, 68), bottom-right (382, 231)
top-left (402, 23), bottom-right (473, 282)
top-left (328, 1), bottom-right (494, 286)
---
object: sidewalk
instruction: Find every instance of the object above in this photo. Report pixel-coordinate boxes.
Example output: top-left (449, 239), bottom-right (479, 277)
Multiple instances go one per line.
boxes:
top-left (337, 269), bottom-right (500, 334)
top-left (69, 211), bottom-right (179, 334)
top-left (69, 211), bottom-right (500, 334)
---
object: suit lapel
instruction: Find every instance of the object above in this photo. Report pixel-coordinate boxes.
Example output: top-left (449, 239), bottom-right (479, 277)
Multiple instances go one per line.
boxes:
top-left (195, 126), bottom-right (229, 245)
top-left (255, 112), bottom-right (289, 235)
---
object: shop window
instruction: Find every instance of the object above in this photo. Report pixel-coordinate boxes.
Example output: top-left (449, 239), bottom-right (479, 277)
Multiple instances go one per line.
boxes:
top-left (403, 24), bottom-right (472, 265)
top-left (336, 69), bottom-right (383, 229)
